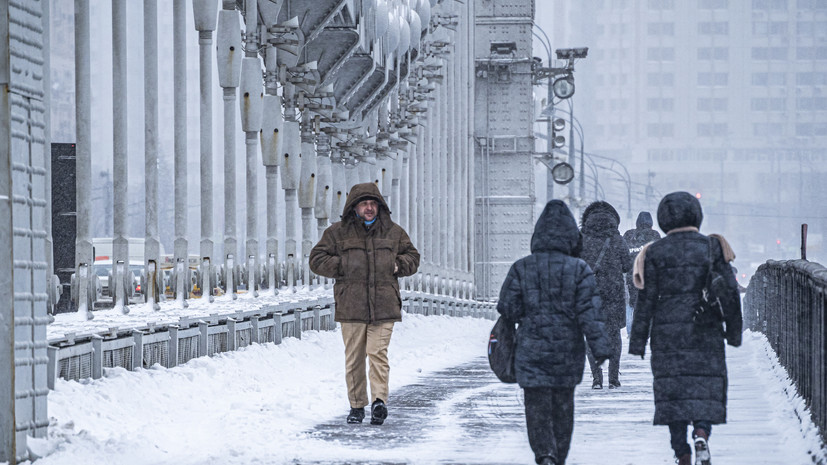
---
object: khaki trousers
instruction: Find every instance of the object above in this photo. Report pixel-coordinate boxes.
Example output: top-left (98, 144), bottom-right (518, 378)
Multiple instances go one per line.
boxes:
top-left (340, 321), bottom-right (394, 408)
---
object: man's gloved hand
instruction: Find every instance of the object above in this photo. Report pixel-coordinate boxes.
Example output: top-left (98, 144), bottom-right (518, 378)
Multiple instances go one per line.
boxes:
top-left (594, 356), bottom-right (608, 367)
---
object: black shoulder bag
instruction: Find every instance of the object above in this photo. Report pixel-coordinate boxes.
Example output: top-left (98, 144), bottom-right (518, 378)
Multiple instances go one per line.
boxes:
top-left (488, 316), bottom-right (517, 383)
top-left (694, 238), bottom-right (726, 325)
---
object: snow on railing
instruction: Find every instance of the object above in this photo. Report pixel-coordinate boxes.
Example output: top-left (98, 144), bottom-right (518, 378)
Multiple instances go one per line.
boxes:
top-left (744, 259), bottom-right (827, 444)
top-left (46, 291), bottom-right (497, 389)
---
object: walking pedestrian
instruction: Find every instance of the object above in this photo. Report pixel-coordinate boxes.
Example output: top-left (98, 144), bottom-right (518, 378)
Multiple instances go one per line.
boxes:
top-left (622, 211), bottom-right (661, 334)
top-left (580, 201), bottom-right (631, 389)
top-left (497, 200), bottom-right (610, 465)
top-left (629, 192), bottom-right (742, 465)
top-left (309, 182), bottom-right (420, 425)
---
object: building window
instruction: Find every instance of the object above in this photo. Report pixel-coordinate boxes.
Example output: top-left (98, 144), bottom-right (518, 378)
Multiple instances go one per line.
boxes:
top-left (752, 72), bottom-right (787, 85)
top-left (647, 72), bottom-right (675, 86)
top-left (796, 72), bottom-right (827, 85)
top-left (647, 47), bottom-right (675, 61)
top-left (752, 0), bottom-right (788, 8)
top-left (798, 0), bottom-right (827, 8)
top-left (697, 98), bottom-right (728, 111)
top-left (797, 97), bottom-right (827, 110)
top-left (648, 0), bottom-right (675, 9)
top-left (648, 123), bottom-right (674, 137)
top-left (647, 22), bottom-right (675, 35)
top-left (752, 47), bottom-right (788, 60)
top-left (753, 123), bottom-right (775, 135)
top-left (697, 123), bottom-right (729, 137)
top-left (699, 0), bottom-right (729, 8)
top-left (751, 97), bottom-right (787, 111)
top-left (753, 21), bottom-right (789, 35)
top-left (698, 72), bottom-right (728, 86)
top-left (648, 98), bottom-right (675, 111)
top-left (697, 47), bottom-right (729, 60)
top-left (797, 47), bottom-right (827, 59)
top-left (698, 21), bottom-right (729, 35)
top-left (796, 122), bottom-right (827, 136)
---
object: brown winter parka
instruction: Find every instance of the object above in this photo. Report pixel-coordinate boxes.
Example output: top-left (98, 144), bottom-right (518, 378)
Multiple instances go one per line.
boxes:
top-left (309, 182), bottom-right (420, 323)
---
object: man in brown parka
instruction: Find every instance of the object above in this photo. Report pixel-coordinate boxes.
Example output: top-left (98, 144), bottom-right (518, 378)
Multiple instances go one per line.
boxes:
top-left (309, 182), bottom-right (420, 425)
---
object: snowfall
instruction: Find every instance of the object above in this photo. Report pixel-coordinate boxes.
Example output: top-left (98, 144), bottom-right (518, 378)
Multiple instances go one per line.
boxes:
top-left (10, 289), bottom-right (827, 465)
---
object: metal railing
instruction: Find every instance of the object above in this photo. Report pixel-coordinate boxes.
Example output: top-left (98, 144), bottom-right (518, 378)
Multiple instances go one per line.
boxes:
top-left (46, 291), bottom-right (497, 389)
top-left (744, 259), bottom-right (827, 444)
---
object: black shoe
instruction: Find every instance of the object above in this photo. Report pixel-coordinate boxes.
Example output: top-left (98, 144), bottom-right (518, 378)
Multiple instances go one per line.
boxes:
top-left (609, 379), bottom-right (621, 389)
top-left (370, 398), bottom-right (388, 425)
top-left (592, 379), bottom-right (602, 390)
top-left (346, 407), bottom-right (365, 424)
top-left (538, 457), bottom-right (556, 465)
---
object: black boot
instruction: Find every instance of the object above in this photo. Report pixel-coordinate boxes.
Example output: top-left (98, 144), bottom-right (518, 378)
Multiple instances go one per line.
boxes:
top-left (371, 398), bottom-right (388, 425)
top-left (346, 407), bottom-right (365, 424)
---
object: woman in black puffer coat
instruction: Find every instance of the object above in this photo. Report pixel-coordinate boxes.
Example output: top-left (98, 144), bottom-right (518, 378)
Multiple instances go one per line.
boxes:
top-left (580, 201), bottom-right (632, 389)
top-left (629, 192), bottom-right (742, 465)
top-left (498, 200), bottom-right (610, 465)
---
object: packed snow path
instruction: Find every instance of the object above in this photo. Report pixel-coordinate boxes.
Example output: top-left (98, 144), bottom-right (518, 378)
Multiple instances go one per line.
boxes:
top-left (299, 339), bottom-right (821, 464)
top-left (32, 315), bottom-right (825, 465)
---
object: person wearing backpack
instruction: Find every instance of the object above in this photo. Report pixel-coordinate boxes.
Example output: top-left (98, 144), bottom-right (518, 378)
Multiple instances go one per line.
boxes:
top-left (497, 200), bottom-right (610, 465)
top-left (580, 201), bottom-right (632, 390)
top-left (629, 192), bottom-right (742, 465)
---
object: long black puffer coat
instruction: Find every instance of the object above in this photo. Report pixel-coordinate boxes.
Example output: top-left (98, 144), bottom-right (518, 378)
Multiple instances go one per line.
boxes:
top-left (623, 212), bottom-right (662, 308)
top-left (497, 200), bottom-right (610, 388)
top-left (629, 192), bottom-right (742, 425)
top-left (580, 202), bottom-right (632, 328)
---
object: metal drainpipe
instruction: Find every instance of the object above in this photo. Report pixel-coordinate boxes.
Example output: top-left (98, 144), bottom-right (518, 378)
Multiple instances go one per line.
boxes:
top-left (74, 0), bottom-right (94, 319)
top-left (262, 36), bottom-right (282, 295)
top-left (194, 0), bottom-right (218, 303)
top-left (315, 132), bottom-right (332, 290)
top-left (145, 0), bottom-right (161, 310)
top-left (173, 0), bottom-right (189, 308)
top-left (298, 116), bottom-right (317, 286)
top-left (331, 152), bottom-right (346, 222)
top-left (454, 20), bottom-right (463, 276)
top-left (281, 86), bottom-right (301, 290)
top-left (112, 0), bottom-right (129, 314)
top-left (240, 0), bottom-right (262, 297)
top-left (315, 132), bottom-right (332, 240)
top-left (216, 5), bottom-right (241, 300)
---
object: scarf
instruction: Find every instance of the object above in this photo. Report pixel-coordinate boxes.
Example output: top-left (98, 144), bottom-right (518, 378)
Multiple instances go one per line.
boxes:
top-left (633, 228), bottom-right (735, 290)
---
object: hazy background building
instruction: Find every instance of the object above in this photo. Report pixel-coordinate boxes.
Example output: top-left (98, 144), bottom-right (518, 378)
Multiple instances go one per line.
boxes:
top-left (536, 0), bottom-right (827, 275)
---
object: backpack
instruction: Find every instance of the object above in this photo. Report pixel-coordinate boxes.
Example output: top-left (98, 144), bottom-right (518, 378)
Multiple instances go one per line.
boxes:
top-left (488, 316), bottom-right (517, 384)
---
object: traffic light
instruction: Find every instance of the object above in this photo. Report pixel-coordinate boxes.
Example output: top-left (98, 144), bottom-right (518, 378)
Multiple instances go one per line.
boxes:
top-left (551, 118), bottom-right (566, 148)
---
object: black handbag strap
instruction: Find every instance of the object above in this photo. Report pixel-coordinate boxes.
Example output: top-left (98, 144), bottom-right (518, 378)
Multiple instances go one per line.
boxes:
top-left (593, 237), bottom-right (611, 273)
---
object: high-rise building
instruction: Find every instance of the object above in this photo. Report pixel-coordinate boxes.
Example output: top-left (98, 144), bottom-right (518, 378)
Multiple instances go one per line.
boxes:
top-left (537, 0), bottom-right (827, 267)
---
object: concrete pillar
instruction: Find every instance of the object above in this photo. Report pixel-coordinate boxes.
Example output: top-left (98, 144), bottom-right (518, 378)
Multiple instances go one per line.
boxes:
top-left (112, 0), bottom-right (129, 313)
top-left (74, 0), bottom-right (94, 319)
top-left (193, 0), bottom-right (218, 302)
top-left (144, 0), bottom-right (161, 310)
top-left (173, 0), bottom-right (189, 306)
top-left (216, 6), bottom-right (242, 299)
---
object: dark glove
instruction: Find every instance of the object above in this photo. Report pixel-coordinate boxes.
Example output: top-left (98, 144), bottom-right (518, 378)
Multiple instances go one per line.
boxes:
top-left (594, 356), bottom-right (608, 367)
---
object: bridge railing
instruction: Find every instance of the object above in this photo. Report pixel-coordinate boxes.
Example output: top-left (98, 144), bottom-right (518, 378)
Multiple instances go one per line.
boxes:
top-left (46, 292), bottom-right (497, 389)
top-left (744, 259), bottom-right (827, 443)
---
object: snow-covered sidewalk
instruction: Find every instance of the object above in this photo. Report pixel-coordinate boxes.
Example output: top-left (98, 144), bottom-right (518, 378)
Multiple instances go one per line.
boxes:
top-left (24, 315), bottom-right (826, 464)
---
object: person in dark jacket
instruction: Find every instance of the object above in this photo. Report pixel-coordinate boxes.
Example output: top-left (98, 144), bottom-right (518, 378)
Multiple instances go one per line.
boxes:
top-left (622, 211), bottom-right (661, 333)
top-left (498, 200), bottom-right (610, 465)
top-left (309, 182), bottom-right (420, 425)
top-left (629, 192), bottom-right (742, 465)
top-left (580, 201), bottom-right (632, 389)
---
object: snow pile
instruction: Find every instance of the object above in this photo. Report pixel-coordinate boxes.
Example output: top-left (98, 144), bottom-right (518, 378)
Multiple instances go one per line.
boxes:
top-left (30, 313), bottom-right (494, 465)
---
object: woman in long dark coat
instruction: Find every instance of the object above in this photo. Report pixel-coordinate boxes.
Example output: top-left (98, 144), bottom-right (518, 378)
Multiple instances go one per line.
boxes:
top-left (580, 201), bottom-right (631, 389)
top-left (629, 192), bottom-right (742, 465)
top-left (498, 200), bottom-right (610, 465)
